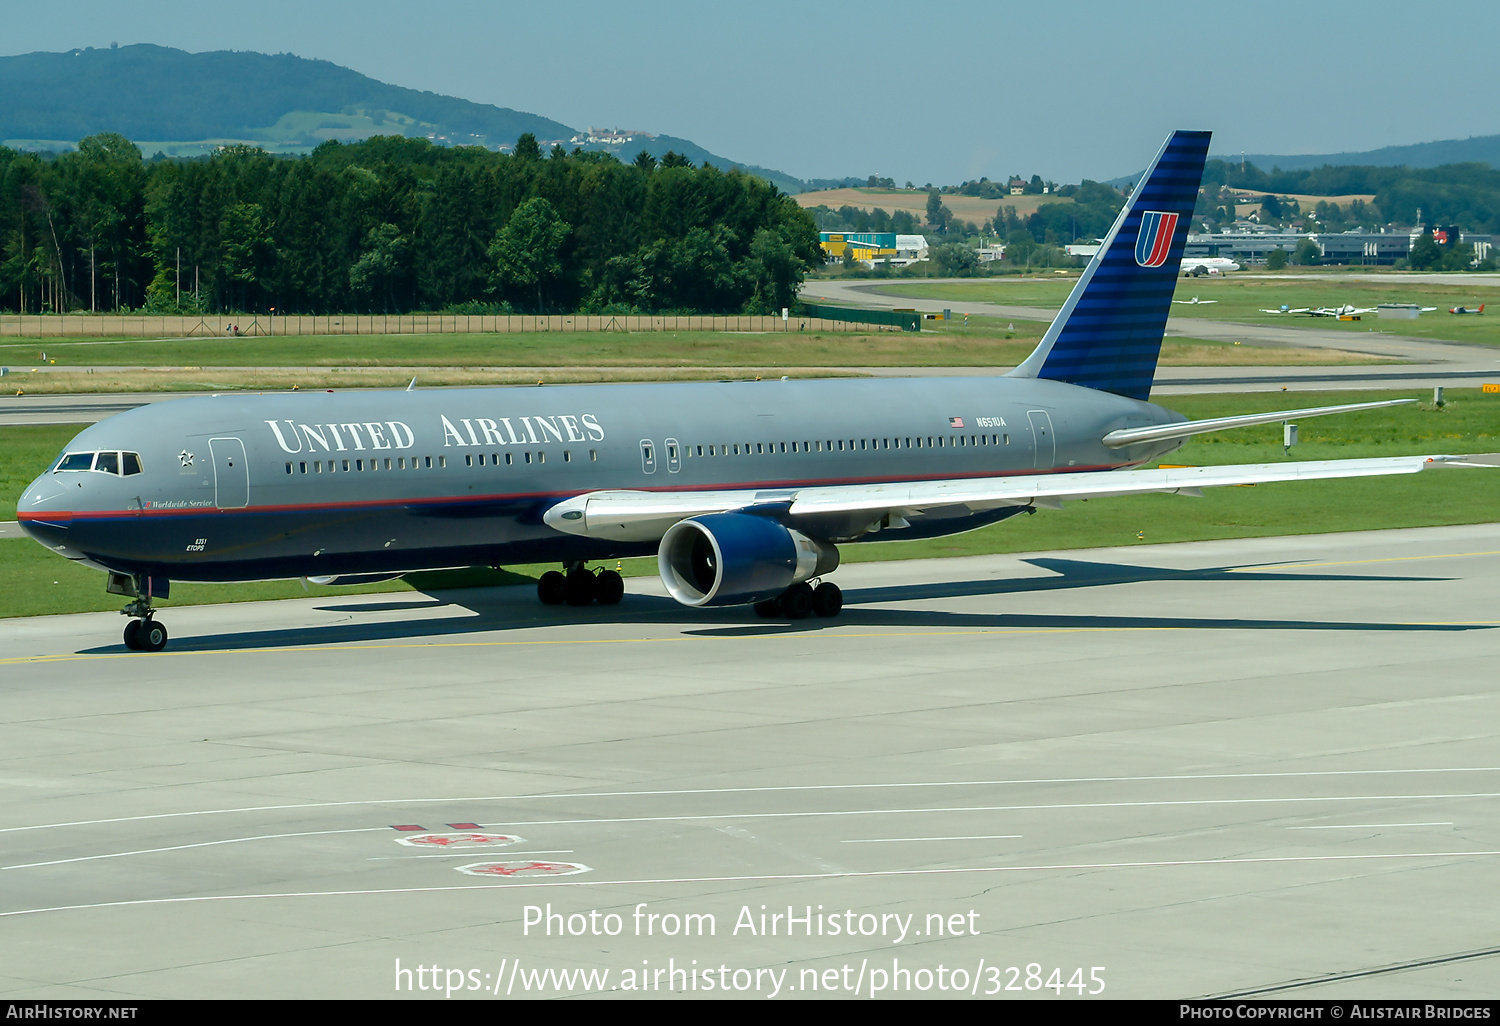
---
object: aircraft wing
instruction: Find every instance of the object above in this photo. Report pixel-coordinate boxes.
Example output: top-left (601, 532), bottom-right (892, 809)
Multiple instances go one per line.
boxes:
top-left (544, 454), bottom-right (1495, 543)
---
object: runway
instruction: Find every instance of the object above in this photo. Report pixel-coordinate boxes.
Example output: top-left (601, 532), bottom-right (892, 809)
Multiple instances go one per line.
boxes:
top-left (2, 525), bottom-right (1499, 999)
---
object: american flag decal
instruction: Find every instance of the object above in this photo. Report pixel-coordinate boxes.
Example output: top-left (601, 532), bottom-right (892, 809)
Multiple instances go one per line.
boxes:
top-left (948, 416), bottom-right (964, 428)
top-left (1134, 211), bottom-right (1179, 267)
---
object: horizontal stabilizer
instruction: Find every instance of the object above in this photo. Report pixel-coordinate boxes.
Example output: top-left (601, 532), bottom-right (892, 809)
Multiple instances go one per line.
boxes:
top-left (1102, 399), bottom-right (1415, 448)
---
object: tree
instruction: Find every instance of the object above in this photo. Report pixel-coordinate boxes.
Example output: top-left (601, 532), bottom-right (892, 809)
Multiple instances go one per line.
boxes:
top-left (925, 191), bottom-right (952, 233)
top-left (513, 133), bottom-right (542, 162)
top-left (349, 223), bottom-right (409, 312)
top-left (1292, 238), bottom-right (1321, 266)
top-left (218, 202), bottom-right (275, 310)
top-left (1407, 232), bottom-right (1443, 270)
top-left (1265, 246), bottom-right (1289, 270)
top-left (489, 197), bottom-right (570, 313)
top-left (930, 242), bottom-right (978, 277)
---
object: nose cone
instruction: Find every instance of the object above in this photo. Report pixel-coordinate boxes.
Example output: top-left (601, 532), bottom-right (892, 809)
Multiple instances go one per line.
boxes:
top-left (17, 472), bottom-right (73, 551)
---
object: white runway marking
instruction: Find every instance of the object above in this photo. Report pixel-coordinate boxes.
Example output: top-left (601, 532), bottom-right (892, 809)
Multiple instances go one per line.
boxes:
top-left (481, 792), bottom-right (1500, 829)
top-left (4, 766), bottom-right (1497, 835)
top-left (1288, 822), bottom-right (1455, 830)
top-left (841, 835), bottom-right (1023, 843)
top-left (0, 826), bottom-right (386, 872)
top-left (367, 850), bottom-right (573, 860)
top-left (5, 849), bottom-right (1498, 919)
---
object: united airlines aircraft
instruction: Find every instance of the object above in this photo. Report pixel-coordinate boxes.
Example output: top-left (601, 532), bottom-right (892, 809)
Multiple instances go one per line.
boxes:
top-left (17, 131), bottom-right (1490, 650)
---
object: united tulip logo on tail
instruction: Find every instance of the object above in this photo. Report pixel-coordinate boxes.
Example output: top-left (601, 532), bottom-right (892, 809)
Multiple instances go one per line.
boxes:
top-left (1134, 211), bottom-right (1178, 267)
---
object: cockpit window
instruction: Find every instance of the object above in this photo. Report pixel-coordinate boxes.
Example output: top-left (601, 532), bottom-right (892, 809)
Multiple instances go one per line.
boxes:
top-left (57, 452), bottom-right (94, 472)
top-left (53, 450), bottom-right (143, 475)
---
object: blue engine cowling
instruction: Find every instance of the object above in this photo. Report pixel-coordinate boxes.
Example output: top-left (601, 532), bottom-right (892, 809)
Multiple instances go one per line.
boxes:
top-left (658, 513), bottom-right (839, 607)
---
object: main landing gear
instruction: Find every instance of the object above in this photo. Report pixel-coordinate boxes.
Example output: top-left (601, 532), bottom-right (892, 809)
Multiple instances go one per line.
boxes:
top-left (537, 564), bottom-right (625, 607)
top-left (755, 580), bottom-right (843, 620)
top-left (121, 599), bottom-right (169, 652)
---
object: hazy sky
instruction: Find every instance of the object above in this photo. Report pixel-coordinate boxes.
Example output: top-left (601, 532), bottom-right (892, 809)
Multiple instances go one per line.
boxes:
top-left (4, 0), bottom-right (1496, 185)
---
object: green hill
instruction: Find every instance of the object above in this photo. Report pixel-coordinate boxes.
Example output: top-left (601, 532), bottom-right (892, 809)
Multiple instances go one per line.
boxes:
top-left (0, 44), bottom-right (575, 153)
top-left (0, 44), bottom-right (810, 192)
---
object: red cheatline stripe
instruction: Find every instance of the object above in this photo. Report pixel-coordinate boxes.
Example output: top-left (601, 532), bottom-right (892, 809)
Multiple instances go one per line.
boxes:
top-left (15, 463), bottom-right (1134, 523)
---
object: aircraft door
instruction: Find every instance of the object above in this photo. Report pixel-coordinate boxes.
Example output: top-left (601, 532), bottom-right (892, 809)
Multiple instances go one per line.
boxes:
top-left (209, 437), bottom-right (250, 508)
top-left (1027, 411), bottom-right (1055, 469)
top-left (640, 439), bottom-right (657, 475)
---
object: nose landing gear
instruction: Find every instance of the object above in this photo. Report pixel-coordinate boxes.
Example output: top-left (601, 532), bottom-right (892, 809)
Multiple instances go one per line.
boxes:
top-left (121, 599), bottom-right (168, 652)
top-left (110, 574), bottom-right (170, 651)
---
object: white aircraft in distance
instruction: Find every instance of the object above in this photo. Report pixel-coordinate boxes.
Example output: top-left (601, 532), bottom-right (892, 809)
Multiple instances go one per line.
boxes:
top-left (1450, 304), bottom-right (1485, 315)
top-left (1259, 304), bottom-right (1377, 318)
top-left (1171, 296), bottom-right (1218, 305)
top-left (1180, 257), bottom-right (1239, 276)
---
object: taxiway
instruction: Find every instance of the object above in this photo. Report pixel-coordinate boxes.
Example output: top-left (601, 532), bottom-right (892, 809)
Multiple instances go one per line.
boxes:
top-left (1, 526), bottom-right (1498, 998)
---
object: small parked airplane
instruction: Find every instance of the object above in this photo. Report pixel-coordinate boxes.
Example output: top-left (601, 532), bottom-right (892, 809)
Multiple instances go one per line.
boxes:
top-left (1180, 257), bottom-right (1239, 276)
top-left (1450, 304), bottom-right (1485, 315)
top-left (1171, 296), bottom-right (1218, 305)
top-left (1259, 304), bottom-right (1376, 318)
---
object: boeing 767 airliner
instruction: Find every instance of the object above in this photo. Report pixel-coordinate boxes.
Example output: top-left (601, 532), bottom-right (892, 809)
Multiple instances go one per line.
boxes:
top-left (18, 131), bottom-right (1492, 650)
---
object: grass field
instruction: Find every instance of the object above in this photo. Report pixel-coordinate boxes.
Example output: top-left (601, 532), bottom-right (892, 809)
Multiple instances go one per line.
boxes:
top-left (873, 277), bottom-right (1500, 346)
top-left (0, 316), bottom-right (1391, 395)
top-left (4, 389), bottom-right (1497, 620)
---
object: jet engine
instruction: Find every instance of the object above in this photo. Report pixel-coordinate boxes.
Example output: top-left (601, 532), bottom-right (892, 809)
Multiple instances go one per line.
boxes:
top-left (658, 513), bottom-right (839, 607)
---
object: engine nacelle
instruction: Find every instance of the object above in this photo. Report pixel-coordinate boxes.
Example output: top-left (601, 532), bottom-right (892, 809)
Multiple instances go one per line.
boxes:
top-left (658, 513), bottom-right (839, 607)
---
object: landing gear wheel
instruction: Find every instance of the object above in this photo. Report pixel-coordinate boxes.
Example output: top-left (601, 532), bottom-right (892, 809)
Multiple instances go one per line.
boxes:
top-left (564, 567), bottom-right (597, 606)
top-left (123, 620), bottom-right (143, 650)
top-left (812, 582), bottom-right (843, 618)
top-left (778, 582), bottom-right (814, 620)
top-left (537, 570), bottom-right (566, 605)
top-left (594, 569), bottom-right (624, 606)
top-left (140, 620), bottom-right (168, 652)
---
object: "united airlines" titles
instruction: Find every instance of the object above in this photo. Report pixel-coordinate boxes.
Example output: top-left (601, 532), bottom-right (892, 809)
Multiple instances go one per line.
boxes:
top-left (264, 413), bottom-right (607, 455)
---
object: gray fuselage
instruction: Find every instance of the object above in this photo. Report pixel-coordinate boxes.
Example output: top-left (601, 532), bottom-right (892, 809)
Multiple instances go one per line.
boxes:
top-left (18, 375), bottom-right (1184, 582)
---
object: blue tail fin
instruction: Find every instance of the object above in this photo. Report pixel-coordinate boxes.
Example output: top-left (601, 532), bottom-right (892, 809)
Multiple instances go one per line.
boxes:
top-left (1009, 130), bottom-right (1211, 401)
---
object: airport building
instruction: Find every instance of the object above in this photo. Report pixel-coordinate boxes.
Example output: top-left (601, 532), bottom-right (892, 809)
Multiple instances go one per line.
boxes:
top-left (1186, 229), bottom-right (1495, 266)
top-left (819, 232), bottom-right (930, 268)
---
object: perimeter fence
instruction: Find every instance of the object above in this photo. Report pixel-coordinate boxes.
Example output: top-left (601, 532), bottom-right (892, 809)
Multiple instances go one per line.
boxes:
top-left (0, 312), bottom-right (910, 338)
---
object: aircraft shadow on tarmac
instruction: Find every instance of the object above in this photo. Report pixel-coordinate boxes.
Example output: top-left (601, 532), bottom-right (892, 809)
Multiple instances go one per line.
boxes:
top-left (75, 557), bottom-right (1485, 654)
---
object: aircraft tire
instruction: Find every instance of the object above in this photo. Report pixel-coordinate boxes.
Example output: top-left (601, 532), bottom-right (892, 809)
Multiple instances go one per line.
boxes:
top-left (779, 582), bottom-right (814, 620)
top-left (564, 568), bottom-right (597, 606)
top-left (140, 620), bottom-right (168, 652)
top-left (812, 582), bottom-right (843, 618)
top-left (595, 570), bottom-right (624, 605)
top-left (538, 571), bottom-right (566, 605)
top-left (123, 620), bottom-right (143, 650)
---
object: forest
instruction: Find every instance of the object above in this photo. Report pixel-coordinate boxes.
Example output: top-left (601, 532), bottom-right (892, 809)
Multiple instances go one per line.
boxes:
top-left (0, 134), bottom-right (822, 316)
